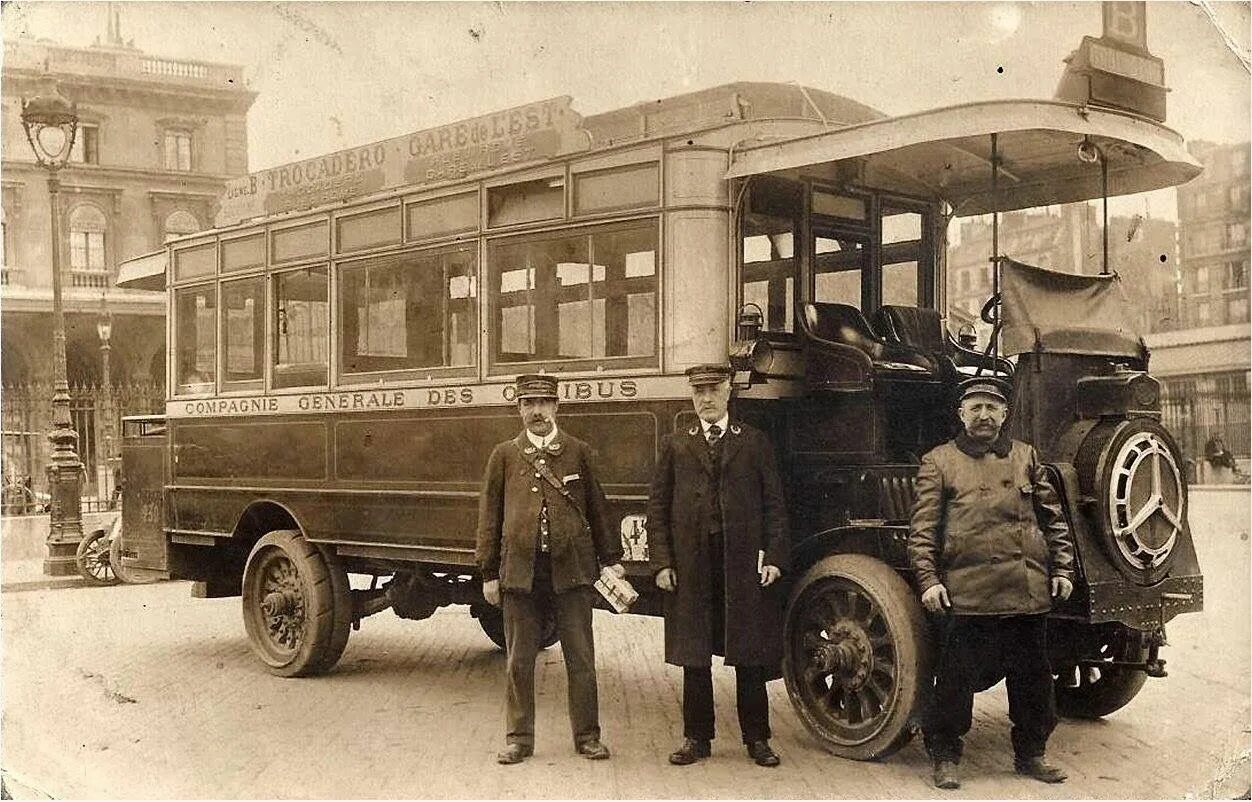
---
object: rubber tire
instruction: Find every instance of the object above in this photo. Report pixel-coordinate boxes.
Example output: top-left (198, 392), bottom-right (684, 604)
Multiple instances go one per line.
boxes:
top-left (1056, 667), bottom-right (1148, 719)
top-left (241, 530), bottom-right (351, 677)
top-left (783, 553), bottom-right (932, 761)
top-left (477, 606), bottom-right (559, 651)
top-left (75, 529), bottom-right (120, 586)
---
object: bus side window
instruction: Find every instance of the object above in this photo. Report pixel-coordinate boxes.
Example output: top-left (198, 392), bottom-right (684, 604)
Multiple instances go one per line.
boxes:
top-left (740, 178), bottom-right (801, 333)
top-left (881, 207), bottom-right (925, 308)
top-left (174, 284), bottom-right (216, 395)
top-left (273, 265), bottom-right (329, 389)
top-left (338, 245), bottom-right (478, 376)
top-left (221, 276), bottom-right (264, 387)
top-left (489, 220), bottom-right (658, 367)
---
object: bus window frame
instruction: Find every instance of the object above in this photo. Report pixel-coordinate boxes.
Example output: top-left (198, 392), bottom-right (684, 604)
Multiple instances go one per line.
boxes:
top-left (270, 261), bottom-right (332, 392)
top-left (334, 239), bottom-right (481, 387)
top-left (737, 175), bottom-right (803, 338)
top-left (218, 273), bottom-right (267, 393)
top-left (219, 228), bottom-right (267, 275)
top-left (484, 214), bottom-right (662, 376)
top-left (877, 192), bottom-right (937, 311)
top-left (270, 216), bottom-right (331, 266)
top-left (483, 166), bottom-right (569, 232)
top-left (805, 181), bottom-right (876, 312)
top-left (404, 187), bottom-right (482, 244)
top-left (171, 279), bottom-right (219, 399)
top-left (333, 199), bottom-right (404, 256)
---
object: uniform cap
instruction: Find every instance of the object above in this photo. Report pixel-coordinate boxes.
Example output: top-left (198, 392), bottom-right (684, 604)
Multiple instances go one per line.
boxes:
top-left (514, 374), bottom-right (559, 400)
top-left (959, 376), bottom-right (1010, 403)
top-left (685, 363), bottom-right (734, 386)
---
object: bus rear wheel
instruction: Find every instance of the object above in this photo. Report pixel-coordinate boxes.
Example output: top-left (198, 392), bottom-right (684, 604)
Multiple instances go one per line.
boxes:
top-left (783, 553), bottom-right (932, 761)
top-left (242, 530), bottom-right (351, 677)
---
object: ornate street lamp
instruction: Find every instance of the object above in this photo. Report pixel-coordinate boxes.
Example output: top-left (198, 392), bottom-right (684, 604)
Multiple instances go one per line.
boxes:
top-left (21, 82), bottom-right (83, 576)
top-left (97, 294), bottom-right (116, 508)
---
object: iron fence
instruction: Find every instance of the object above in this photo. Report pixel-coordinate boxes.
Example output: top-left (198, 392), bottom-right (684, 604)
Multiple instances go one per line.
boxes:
top-left (1, 381), bottom-right (163, 514)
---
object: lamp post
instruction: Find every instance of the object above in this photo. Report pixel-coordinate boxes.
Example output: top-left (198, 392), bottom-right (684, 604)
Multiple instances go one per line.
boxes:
top-left (21, 82), bottom-right (83, 576)
top-left (97, 295), bottom-right (115, 508)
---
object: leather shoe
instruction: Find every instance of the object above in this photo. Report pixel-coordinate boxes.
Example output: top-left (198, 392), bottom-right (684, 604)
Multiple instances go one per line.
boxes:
top-left (932, 760), bottom-right (960, 790)
top-left (496, 743), bottom-right (532, 765)
top-left (746, 740), bottom-right (781, 767)
top-left (577, 740), bottom-right (611, 760)
top-left (1015, 755), bottom-right (1067, 783)
top-left (669, 738), bottom-right (711, 765)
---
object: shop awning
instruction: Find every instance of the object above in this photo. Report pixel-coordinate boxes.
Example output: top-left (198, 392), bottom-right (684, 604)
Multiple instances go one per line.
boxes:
top-left (115, 250), bottom-right (167, 292)
top-left (725, 100), bottom-right (1202, 215)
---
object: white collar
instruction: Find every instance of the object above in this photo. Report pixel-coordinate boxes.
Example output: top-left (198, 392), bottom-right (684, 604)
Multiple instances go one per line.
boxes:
top-left (699, 414), bottom-right (730, 436)
top-left (526, 426), bottom-right (558, 449)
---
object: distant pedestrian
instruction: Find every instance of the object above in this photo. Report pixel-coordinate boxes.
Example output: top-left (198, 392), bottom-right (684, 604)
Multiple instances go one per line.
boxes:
top-left (647, 363), bottom-right (790, 768)
top-left (908, 377), bottom-right (1076, 790)
top-left (475, 374), bottom-right (624, 764)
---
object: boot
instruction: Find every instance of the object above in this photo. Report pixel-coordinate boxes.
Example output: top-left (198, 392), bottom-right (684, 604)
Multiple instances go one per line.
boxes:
top-left (1015, 755), bottom-right (1067, 783)
top-left (746, 740), bottom-right (781, 767)
top-left (496, 743), bottom-right (532, 765)
top-left (932, 760), bottom-right (960, 790)
top-left (668, 738), bottom-right (711, 765)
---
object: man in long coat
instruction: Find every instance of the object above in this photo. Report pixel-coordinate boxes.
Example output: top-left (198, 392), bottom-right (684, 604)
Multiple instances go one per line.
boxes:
top-left (908, 377), bottom-right (1076, 790)
top-left (648, 363), bottom-right (790, 767)
top-left (476, 374), bottom-right (624, 764)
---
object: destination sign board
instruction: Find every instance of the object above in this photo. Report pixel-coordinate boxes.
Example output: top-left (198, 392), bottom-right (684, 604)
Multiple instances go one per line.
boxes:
top-left (215, 97), bottom-right (589, 227)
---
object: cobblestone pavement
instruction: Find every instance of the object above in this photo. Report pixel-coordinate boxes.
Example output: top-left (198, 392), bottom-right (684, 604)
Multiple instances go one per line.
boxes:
top-left (2, 491), bottom-right (1248, 799)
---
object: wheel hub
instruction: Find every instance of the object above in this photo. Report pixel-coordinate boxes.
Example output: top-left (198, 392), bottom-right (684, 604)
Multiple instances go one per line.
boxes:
top-left (262, 589), bottom-right (299, 617)
top-left (810, 621), bottom-right (873, 690)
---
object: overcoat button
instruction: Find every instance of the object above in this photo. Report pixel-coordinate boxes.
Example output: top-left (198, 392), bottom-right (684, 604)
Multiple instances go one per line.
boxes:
top-left (531, 487), bottom-right (538, 492)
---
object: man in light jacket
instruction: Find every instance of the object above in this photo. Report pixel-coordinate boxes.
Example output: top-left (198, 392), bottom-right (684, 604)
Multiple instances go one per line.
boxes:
top-left (908, 377), bottom-right (1076, 790)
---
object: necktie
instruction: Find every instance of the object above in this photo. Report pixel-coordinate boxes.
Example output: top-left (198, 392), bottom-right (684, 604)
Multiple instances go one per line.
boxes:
top-left (707, 424), bottom-right (722, 445)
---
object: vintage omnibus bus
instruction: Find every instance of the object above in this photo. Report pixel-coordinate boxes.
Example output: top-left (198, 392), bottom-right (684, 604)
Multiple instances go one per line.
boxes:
top-left (116, 79), bottom-right (1204, 760)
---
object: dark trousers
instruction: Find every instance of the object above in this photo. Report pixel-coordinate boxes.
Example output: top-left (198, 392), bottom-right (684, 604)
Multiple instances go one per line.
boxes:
top-left (923, 614), bottom-right (1058, 763)
top-left (682, 665), bottom-right (771, 743)
top-left (501, 553), bottom-right (600, 749)
top-left (681, 531), bottom-right (771, 744)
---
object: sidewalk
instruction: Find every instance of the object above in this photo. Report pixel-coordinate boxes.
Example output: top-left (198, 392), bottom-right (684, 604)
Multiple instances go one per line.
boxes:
top-left (0, 511), bottom-right (118, 592)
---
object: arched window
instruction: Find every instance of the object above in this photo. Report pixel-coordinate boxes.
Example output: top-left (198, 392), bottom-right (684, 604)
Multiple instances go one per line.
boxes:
top-left (163, 209), bottom-right (201, 242)
top-left (69, 205), bottom-right (108, 273)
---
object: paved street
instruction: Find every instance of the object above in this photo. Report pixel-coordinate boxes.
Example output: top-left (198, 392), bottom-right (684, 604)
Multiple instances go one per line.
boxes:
top-left (2, 490), bottom-right (1248, 799)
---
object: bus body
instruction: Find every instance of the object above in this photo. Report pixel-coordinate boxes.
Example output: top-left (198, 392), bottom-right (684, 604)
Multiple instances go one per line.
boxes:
top-left (117, 81), bottom-right (1204, 759)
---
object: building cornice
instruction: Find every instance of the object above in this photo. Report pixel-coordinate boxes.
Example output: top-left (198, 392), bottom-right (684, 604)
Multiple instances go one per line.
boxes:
top-left (1, 159), bottom-right (238, 187)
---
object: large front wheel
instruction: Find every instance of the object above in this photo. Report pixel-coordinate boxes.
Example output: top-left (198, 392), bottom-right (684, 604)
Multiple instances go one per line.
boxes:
top-left (783, 553), bottom-right (933, 761)
top-left (242, 530), bottom-right (351, 677)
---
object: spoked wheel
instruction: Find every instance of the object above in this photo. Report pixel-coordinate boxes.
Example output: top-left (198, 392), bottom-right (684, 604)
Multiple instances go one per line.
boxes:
top-left (784, 554), bottom-right (932, 761)
top-left (75, 529), bottom-right (121, 586)
top-left (475, 605), bottom-right (559, 651)
top-left (1055, 624), bottom-right (1149, 719)
top-left (241, 529), bottom-right (351, 677)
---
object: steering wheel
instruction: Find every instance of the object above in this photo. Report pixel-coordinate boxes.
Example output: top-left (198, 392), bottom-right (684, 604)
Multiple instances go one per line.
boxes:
top-left (980, 292), bottom-right (1002, 325)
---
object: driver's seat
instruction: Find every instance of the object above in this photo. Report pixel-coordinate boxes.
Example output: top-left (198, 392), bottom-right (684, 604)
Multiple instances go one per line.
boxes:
top-left (800, 303), bottom-right (937, 375)
top-left (873, 305), bottom-right (946, 355)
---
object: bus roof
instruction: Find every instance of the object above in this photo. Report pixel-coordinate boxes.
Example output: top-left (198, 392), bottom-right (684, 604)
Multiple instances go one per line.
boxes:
top-left (210, 82), bottom-right (882, 229)
top-left (726, 99), bottom-right (1202, 215)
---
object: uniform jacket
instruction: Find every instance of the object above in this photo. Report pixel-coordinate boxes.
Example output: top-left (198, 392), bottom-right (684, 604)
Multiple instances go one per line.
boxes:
top-left (647, 420), bottom-right (790, 667)
top-left (907, 433), bottom-right (1076, 615)
top-left (476, 430), bottom-right (622, 594)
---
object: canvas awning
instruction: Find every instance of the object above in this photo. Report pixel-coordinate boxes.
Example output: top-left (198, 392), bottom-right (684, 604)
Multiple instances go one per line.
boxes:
top-left (114, 250), bottom-right (167, 292)
top-left (725, 100), bottom-right (1202, 215)
top-left (1000, 259), bottom-right (1143, 357)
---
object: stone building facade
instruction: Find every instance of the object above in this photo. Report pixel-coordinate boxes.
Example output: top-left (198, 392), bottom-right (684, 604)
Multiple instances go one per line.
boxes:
top-left (1, 21), bottom-right (255, 496)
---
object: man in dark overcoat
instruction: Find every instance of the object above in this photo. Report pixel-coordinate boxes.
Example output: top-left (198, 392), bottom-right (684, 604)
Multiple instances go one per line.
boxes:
top-left (476, 374), bottom-right (625, 765)
top-left (648, 363), bottom-right (790, 767)
top-left (908, 377), bottom-right (1076, 790)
